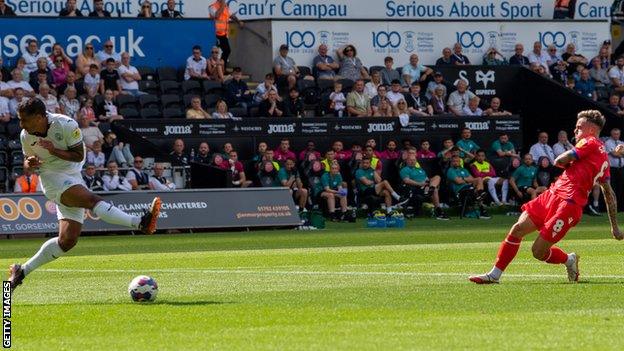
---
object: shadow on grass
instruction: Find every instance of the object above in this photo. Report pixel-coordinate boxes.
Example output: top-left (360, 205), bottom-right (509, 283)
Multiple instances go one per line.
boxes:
top-left (154, 300), bottom-right (234, 306)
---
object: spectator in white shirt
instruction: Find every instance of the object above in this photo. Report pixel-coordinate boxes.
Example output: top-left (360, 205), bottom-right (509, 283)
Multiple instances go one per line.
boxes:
top-left (462, 96), bottom-right (483, 116)
top-left (22, 39), bottom-right (53, 75)
top-left (36, 84), bottom-right (60, 113)
top-left (83, 64), bottom-right (101, 97)
top-left (447, 80), bottom-right (476, 116)
top-left (118, 52), bottom-right (145, 96)
top-left (608, 55), bottom-right (624, 94)
top-left (527, 41), bottom-right (551, 74)
top-left (329, 81), bottom-right (346, 117)
top-left (386, 79), bottom-right (405, 106)
top-left (552, 130), bottom-right (573, 157)
top-left (185, 45), bottom-right (209, 80)
top-left (102, 161), bottom-right (132, 191)
top-left (253, 73), bottom-right (279, 104)
top-left (529, 132), bottom-right (555, 164)
top-left (86, 140), bottom-right (106, 168)
top-left (8, 87), bottom-right (26, 118)
top-left (96, 40), bottom-right (121, 68)
top-left (0, 95), bottom-right (10, 123)
top-left (149, 163), bottom-right (176, 191)
top-left (8, 69), bottom-right (35, 96)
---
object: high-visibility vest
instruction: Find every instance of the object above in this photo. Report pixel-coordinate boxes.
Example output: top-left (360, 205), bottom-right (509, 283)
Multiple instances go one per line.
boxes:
top-left (16, 174), bottom-right (39, 193)
top-left (210, 2), bottom-right (230, 37)
top-left (473, 161), bottom-right (491, 173)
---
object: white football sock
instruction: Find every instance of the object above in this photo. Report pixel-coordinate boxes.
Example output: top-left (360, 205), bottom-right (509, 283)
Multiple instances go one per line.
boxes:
top-left (93, 201), bottom-right (140, 229)
top-left (487, 267), bottom-right (503, 280)
top-left (391, 191), bottom-right (400, 200)
top-left (22, 237), bottom-right (65, 276)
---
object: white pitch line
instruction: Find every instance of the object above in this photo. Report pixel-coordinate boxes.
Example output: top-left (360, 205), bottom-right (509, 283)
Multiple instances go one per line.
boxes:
top-left (37, 268), bottom-right (624, 280)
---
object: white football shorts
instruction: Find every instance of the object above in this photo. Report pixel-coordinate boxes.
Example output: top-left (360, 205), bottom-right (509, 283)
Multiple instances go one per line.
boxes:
top-left (40, 171), bottom-right (86, 224)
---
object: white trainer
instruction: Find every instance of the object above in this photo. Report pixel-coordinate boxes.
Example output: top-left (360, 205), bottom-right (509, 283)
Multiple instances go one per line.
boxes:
top-left (565, 253), bottom-right (580, 282)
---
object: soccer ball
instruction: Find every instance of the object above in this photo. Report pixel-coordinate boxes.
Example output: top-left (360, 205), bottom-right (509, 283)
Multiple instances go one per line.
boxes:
top-left (128, 275), bottom-right (158, 302)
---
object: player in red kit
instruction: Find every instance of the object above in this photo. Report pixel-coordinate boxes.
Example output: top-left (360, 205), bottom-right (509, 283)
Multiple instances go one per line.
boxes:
top-left (470, 110), bottom-right (623, 284)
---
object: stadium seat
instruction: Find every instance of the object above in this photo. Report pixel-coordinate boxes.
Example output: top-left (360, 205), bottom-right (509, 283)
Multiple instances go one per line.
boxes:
top-left (297, 65), bottom-right (312, 77)
top-left (11, 152), bottom-right (23, 166)
top-left (160, 81), bottom-right (181, 95)
top-left (116, 94), bottom-right (138, 109)
top-left (182, 94), bottom-right (198, 108)
top-left (176, 67), bottom-right (186, 82)
top-left (139, 94), bottom-right (160, 109)
top-left (369, 65), bottom-right (384, 74)
top-left (94, 94), bottom-right (104, 106)
top-left (337, 78), bottom-right (355, 92)
top-left (229, 106), bottom-right (247, 118)
top-left (162, 107), bottom-right (184, 118)
top-left (137, 66), bottom-right (156, 81)
top-left (8, 140), bottom-right (21, 151)
top-left (300, 80), bottom-right (320, 105)
top-left (202, 80), bottom-right (224, 94)
top-left (119, 107), bottom-right (140, 119)
top-left (6, 123), bottom-right (21, 138)
top-left (317, 79), bottom-right (334, 94)
top-left (157, 66), bottom-right (178, 82)
top-left (248, 106), bottom-right (259, 117)
top-left (204, 93), bottom-right (221, 108)
top-left (0, 152), bottom-right (6, 166)
top-left (182, 80), bottom-right (202, 95)
top-left (140, 107), bottom-right (161, 119)
top-left (0, 123), bottom-right (5, 135)
top-left (139, 80), bottom-right (160, 95)
top-left (161, 94), bottom-right (183, 109)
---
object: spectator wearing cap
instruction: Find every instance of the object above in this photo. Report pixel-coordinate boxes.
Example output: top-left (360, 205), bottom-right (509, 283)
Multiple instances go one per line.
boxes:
top-left (483, 97), bottom-right (512, 116)
top-left (509, 43), bottom-right (530, 66)
top-left (574, 69), bottom-right (597, 101)
top-left (59, 0), bottom-right (83, 16)
top-left (386, 79), bottom-right (404, 106)
top-left (405, 83), bottom-right (432, 116)
top-left (313, 44), bottom-right (338, 80)
top-left (337, 44), bottom-right (369, 81)
top-left (83, 163), bottom-right (104, 191)
top-left (22, 39), bottom-right (53, 75)
top-left (425, 72), bottom-right (447, 100)
top-left (185, 45), bottom-right (209, 81)
top-left (118, 52), bottom-right (145, 97)
top-left (482, 47), bottom-right (508, 66)
top-left (346, 79), bottom-right (371, 117)
top-left (96, 40), bottom-right (121, 68)
top-left (402, 54), bottom-right (432, 87)
top-left (161, 0), bottom-right (183, 18)
top-left (89, 0), bottom-right (112, 17)
top-left (436, 47), bottom-right (453, 66)
top-left (462, 96), bottom-right (482, 116)
top-left (451, 43), bottom-right (470, 65)
top-left (380, 56), bottom-right (403, 86)
top-left (528, 41), bottom-right (551, 73)
top-left (99, 58), bottom-right (121, 96)
top-left (447, 80), bottom-right (475, 116)
top-left (429, 85), bottom-right (447, 115)
top-left (0, 0), bottom-right (16, 16)
top-left (273, 44), bottom-right (300, 91)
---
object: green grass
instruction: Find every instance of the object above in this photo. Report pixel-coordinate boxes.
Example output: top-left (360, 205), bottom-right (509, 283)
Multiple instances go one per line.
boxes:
top-left (4, 215), bottom-right (624, 350)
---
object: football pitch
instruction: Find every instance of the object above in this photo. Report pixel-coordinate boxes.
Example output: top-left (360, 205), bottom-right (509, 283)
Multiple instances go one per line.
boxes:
top-left (4, 215), bottom-right (624, 350)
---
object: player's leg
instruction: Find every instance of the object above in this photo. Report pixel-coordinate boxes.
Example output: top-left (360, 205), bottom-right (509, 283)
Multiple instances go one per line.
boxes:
top-left (487, 177), bottom-right (502, 205)
top-left (499, 178), bottom-right (509, 204)
top-left (322, 191), bottom-right (336, 213)
top-left (298, 188), bottom-right (308, 209)
top-left (376, 180), bottom-right (406, 204)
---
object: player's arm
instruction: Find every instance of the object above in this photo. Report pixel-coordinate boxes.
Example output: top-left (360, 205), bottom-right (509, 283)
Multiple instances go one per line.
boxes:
top-left (599, 181), bottom-right (623, 240)
top-left (554, 149), bottom-right (577, 169)
top-left (38, 139), bottom-right (84, 163)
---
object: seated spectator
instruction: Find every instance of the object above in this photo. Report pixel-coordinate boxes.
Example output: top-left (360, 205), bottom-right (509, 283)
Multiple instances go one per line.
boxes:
top-left (0, 71), bottom-right (11, 97)
top-left (365, 70), bottom-right (382, 99)
top-left (482, 47), bottom-right (507, 66)
top-left (96, 89), bottom-right (124, 122)
top-left (51, 55), bottom-right (69, 89)
top-left (321, 149), bottom-right (337, 172)
top-left (59, 86), bottom-right (80, 119)
top-left (261, 149), bottom-right (280, 171)
top-left (447, 80), bottom-right (476, 116)
top-left (483, 97), bottom-right (512, 116)
top-left (227, 150), bottom-right (252, 188)
top-left (402, 54), bottom-right (432, 86)
top-left (425, 72), bottom-right (447, 100)
top-left (456, 127), bottom-right (480, 162)
top-left (161, 0), bottom-right (182, 18)
top-left (0, 0), bottom-right (16, 16)
top-left (274, 138), bottom-right (296, 163)
top-left (31, 70), bottom-right (52, 94)
top-left (22, 39), bottom-right (52, 75)
top-left (552, 130), bottom-right (574, 157)
top-left (509, 43), bottom-right (530, 66)
top-left (170, 138), bottom-right (189, 165)
top-left (103, 130), bottom-right (133, 167)
top-left (36, 84), bottom-right (60, 113)
top-left (258, 90), bottom-right (285, 117)
top-left (186, 95), bottom-right (210, 119)
top-left (589, 57), bottom-right (611, 99)
top-left (212, 99), bottom-right (233, 119)
top-left (89, 0), bottom-right (112, 17)
top-left (510, 153), bottom-right (544, 203)
top-left (355, 157), bottom-right (405, 212)
top-left (185, 45), bottom-right (209, 81)
top-left (299, 140), bottom-right (321, 161)
top-left (15, 57), bottom-right (29, 80)
top-left (451, 43), bottom-right (470, 65)
top-left (329, 81), bottom-right (346, 117)
top-left (0, 96), bottom-right (10, 123)
top-left (119, 53), bottom-right (144, 96)
top-left (207, 46), bottom-right (225, 83)
top-left (86, 140), bottom-right (106, 168)
top-left (346, 80), bottom-right (371, 117)
top-left (252, 141), bottom-right (268, 163)
top-left (337, 44), bottom-right (369, 81)
top-left (379, 140), bottom-right (400, 160)
top-left (83, 163), bottom-right (104, 191)
top-left (149, 163), bottom-right (177, 191)
top-left (470, 149), bottom-right (509, 205)
top-left (436, 47), bottom-right (453, 66)
top-left (332, 140), bottom-right (351, 161)
top-left (417, 139), bottom-right (436, 159)
top-left (8, 88), bottom-right (26, 118)
top-left (102, 161), bottom-right (132, 191)
top-left (99, 58), bottom-right (121, 96)
top-left (437, 138), bottom-right (455, 163)
top-left (59, 0), bottom-right (83, 16)
top-left (400, 148), bottom-right (448, 219)
top-left (76, 43), bottom-right (100, 77)
top-left (125, 156), bottom-right (151, 190)
top-left (546, 45), bottom-right (562, 63)
top-left (79, 97), bottom-right (97, 124)
top-left (313, 44), bottom-right (338, 80)
top-left (13, 165), bottom-right (42, 193)
top-left (491, 132), bottom-right (518, 161)
top-left (78, 114), bottom-right (104, 150)
top-left (562, 43), bottom-right (588, 75)
top-left (380, 56), bottom-right (403, 86)
top-left (284, 88), bottom-right (305, 117)
top-left (574, 69), bottom-right (596, 101)
top-left (393, 98), bottom-right (411, 121)
top-left (363, 145), bottom-right (383, 172)
top-left (96, 40), bottom-right (121, 68)
top-left (536, 156), bottom-right (556, 189)
top-left (321, 163), bottom-right (349, 220)
top-left (386, 79), bottom-right (404, 106)
top-left (273, 44), bottom-right (300, 91)
top-left (550, 60), bottom-right (569, 84)
top-left (225, 67), bottom-right (252, 109)
top-left (279, 158), bottom-right (309, 210)
top-left (405, 83), bottom-right (432, 116)
top-left (8, 69), bottom-right (35, 96)
top-left (373, 98), bottom-right (393, 117)
top-left (370, 85), bottom-right (388, 114)
top-left (194, 142), bottom-right (212, 164)
top-left (84, 64), bottom-right (100, 97)
top-left (529, 132), bottom-right (555, 164)
top-left (429, 86), bottom-right (447, 115)
top-left (253, 73), bottom-right (279, 105)
top-left (462, 96), bottom-right (483, 116)
top-left (258, 160), bottom-right (280, 187)
top-left (211, 152), bottom-right (229, 170)
top-left (57, 71), bottom-right (84, 97)
top-left (138, 0), bottom-right (156, 17)
top-left (528, 41), bottom-right (551, 73)
top-left (606, 94), bottom-right (624, 115)
top-left (446, 155), bottom-right (489, 218)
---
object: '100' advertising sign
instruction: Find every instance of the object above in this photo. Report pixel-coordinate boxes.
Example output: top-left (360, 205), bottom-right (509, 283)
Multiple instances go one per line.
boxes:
top-left (3, 0), bottom-right (613, 19)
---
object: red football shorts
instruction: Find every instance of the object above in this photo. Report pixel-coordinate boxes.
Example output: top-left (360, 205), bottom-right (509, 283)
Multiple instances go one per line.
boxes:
top-left (522, 190), bottom-right (583, 243)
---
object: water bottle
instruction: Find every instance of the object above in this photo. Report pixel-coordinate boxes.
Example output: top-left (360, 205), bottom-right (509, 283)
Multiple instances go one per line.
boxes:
top-left (338, 110), bottom-right (343, 118)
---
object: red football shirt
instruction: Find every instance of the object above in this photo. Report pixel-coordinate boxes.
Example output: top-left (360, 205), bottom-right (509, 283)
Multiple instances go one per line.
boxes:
top-left (551, 136), bottom-right (610, 206)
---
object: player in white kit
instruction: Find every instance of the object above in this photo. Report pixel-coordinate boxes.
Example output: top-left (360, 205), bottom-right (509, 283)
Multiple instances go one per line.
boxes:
top-left (7, 98), bottom-right (162, 292)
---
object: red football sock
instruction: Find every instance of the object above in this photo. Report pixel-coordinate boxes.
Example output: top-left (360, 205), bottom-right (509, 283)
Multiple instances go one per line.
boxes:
top-left (494, 234), bottom-right (523, 271)
top-left (544, 246), bottom-right (568, 264)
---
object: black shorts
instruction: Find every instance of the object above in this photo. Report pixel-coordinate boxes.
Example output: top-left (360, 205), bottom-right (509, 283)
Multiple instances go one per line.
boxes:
top-left (361, 187), bottom-right (376, 198)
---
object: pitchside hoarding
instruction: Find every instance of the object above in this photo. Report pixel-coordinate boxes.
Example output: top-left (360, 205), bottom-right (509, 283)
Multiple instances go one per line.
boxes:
top-left (272, 21), bottom-right (610, 68)
top-left (4, 0), bottom-right (612, 20)
top-left (0, 17), bottom-right (214, 67)
top-left (0, 189), bottom-right (301, 235)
